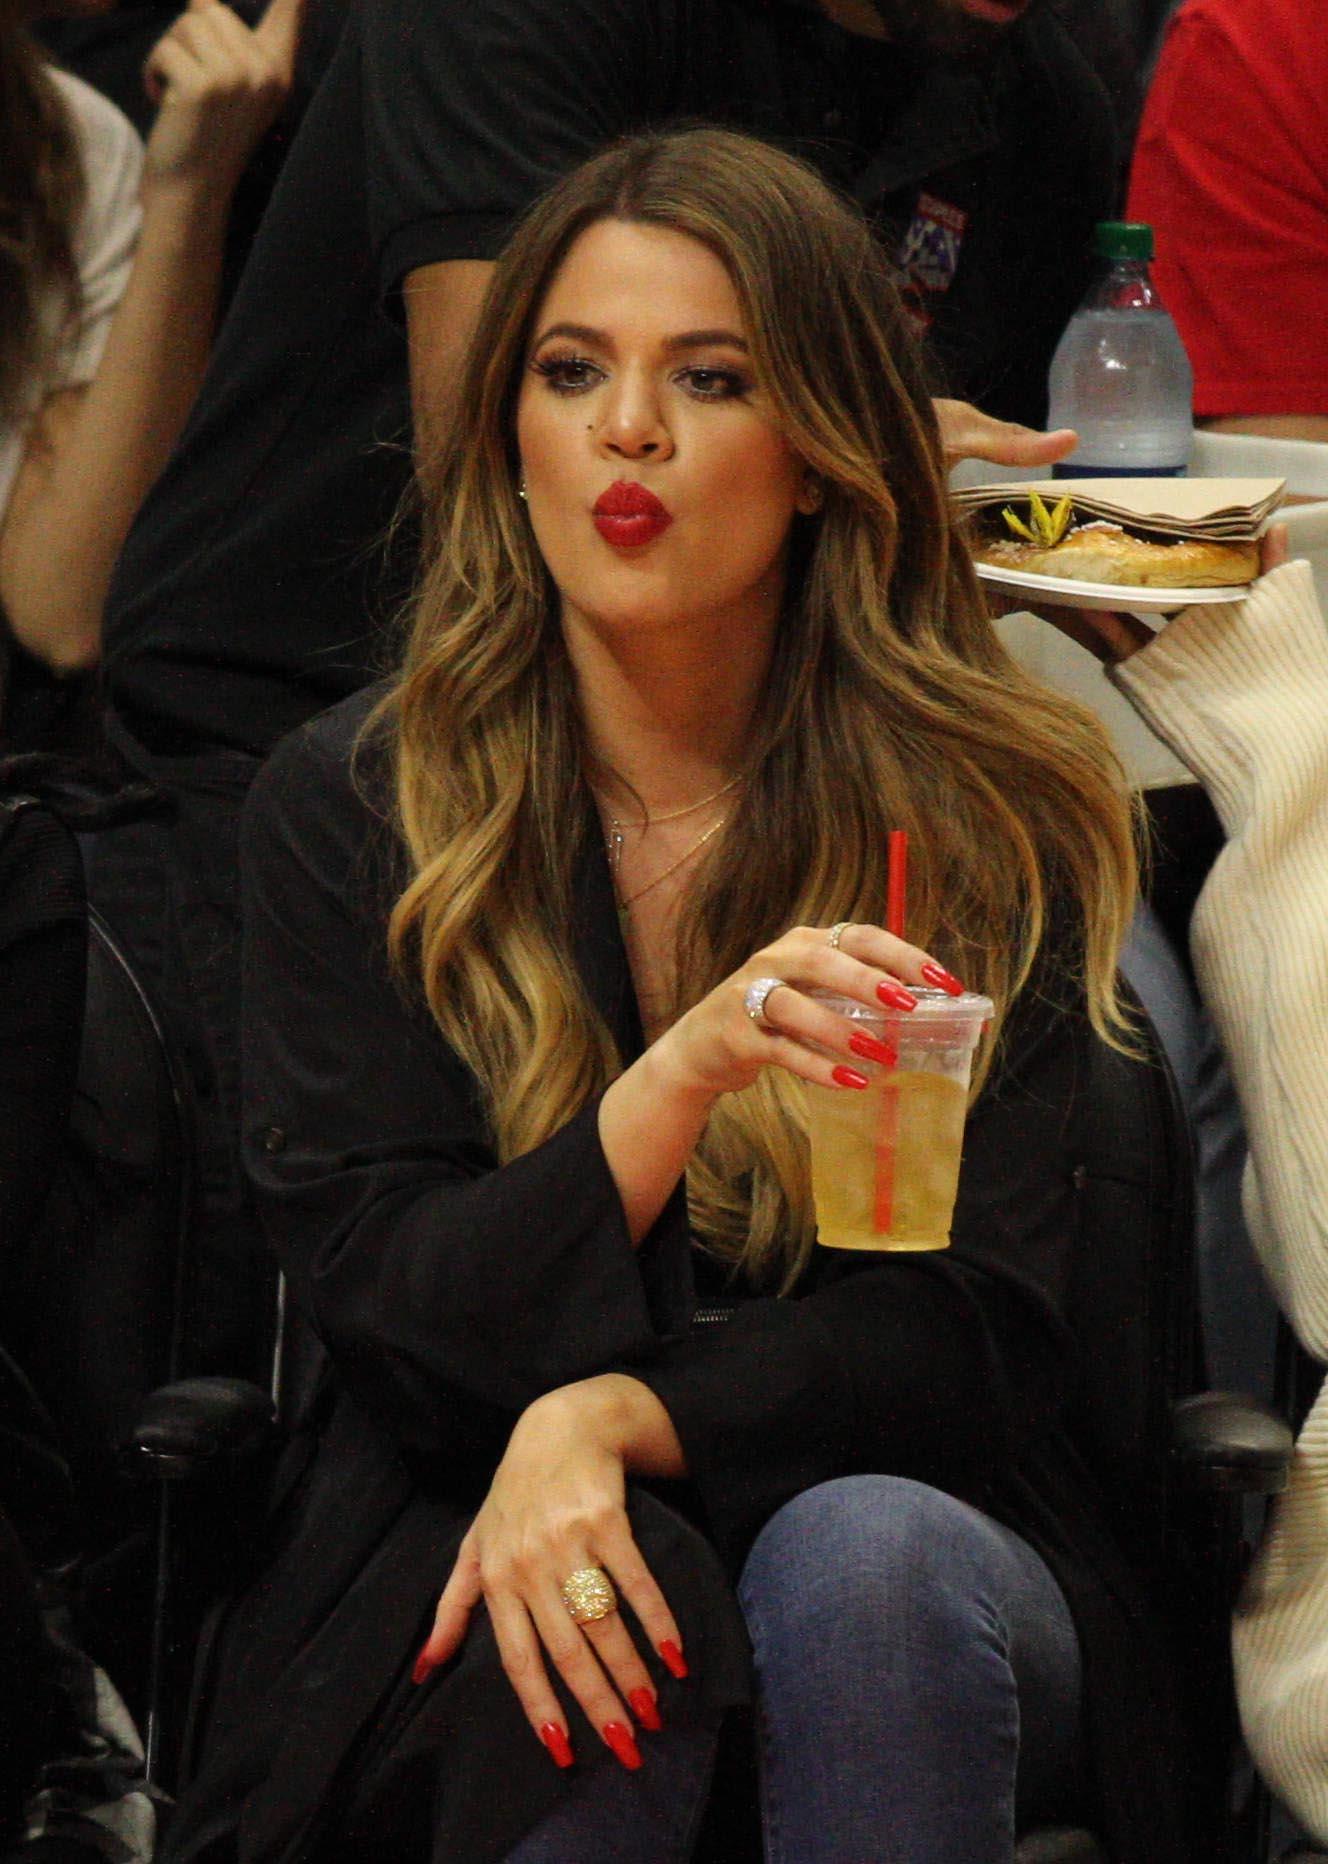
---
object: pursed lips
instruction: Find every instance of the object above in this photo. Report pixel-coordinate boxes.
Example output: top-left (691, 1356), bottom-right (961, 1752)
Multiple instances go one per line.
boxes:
top-left (592, 481), bottom-right (673, 548)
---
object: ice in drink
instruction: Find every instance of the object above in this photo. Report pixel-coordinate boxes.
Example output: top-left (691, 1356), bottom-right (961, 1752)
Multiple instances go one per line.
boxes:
top-left (810, 1069), bottom-right (968, 1251)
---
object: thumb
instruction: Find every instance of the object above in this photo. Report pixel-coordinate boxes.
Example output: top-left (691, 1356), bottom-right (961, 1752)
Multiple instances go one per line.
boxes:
top-left (253, 0), bottom-right (308, 71)
top-left (936, 397), bottom-right (1078, 471)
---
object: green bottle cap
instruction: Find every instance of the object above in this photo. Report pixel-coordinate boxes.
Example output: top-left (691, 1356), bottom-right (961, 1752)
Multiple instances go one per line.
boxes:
top-left (1093, 221), bottom-right (1155, 261)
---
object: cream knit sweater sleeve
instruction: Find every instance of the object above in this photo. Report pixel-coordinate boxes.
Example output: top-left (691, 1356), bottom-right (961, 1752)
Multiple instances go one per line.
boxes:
top-left (1109, 559), bottom-right (1328, 1839)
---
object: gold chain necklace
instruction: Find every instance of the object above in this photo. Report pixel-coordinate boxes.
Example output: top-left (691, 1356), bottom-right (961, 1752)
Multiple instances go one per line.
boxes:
top-left (588, 769), bottom-right (744, 829)
top-left (602, 809), bottom-right (731, 918)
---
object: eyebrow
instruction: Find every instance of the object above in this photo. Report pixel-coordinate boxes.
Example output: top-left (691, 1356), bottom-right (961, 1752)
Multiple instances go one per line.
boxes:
top-left (530, 322), bottom-right (750, 354)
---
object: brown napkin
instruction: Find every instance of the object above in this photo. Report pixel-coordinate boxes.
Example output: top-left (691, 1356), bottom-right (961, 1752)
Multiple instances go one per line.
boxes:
top-left (952, 477), bottom-right (1286, 542)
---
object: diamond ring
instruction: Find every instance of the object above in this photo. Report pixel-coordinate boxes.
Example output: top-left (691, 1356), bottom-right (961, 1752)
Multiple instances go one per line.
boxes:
top-left (561, 1566), bottom-right (618, 1625)
top-left (744, 976), bottom-right (787, 1027)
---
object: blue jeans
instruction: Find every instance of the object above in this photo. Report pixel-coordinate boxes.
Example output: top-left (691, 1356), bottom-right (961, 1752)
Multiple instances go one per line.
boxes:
top-left (739, 1476), bottom-right (1083, 1864)
top-left (505, 1476), bottom-right (1081, 1861)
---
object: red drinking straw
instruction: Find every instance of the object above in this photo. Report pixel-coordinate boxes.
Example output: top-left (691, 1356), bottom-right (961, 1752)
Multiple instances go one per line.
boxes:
top-left (886, 828), bottom-right (908, 939)
top-left (875, 829), bottom-right (909, 1234)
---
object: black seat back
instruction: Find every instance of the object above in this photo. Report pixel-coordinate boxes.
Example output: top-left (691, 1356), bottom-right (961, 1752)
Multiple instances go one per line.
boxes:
top-left (12, 909), bottom-right (193, 1528)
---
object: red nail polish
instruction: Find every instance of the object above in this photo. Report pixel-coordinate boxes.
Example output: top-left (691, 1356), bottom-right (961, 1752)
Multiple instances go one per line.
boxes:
top-left (539, 1722), bottom-right (575, 1769)
top-left (658, 1639), bottom-right (689, 1679)
top-left (831, 1064), bottom-right (869, 1090)
top-left (848, 1030), bottom-right (896, 1067)
top-left (629, 1687), bottom-right (663, 1732)
top-left (877, 980), bottom-right (918, 1012)
top-left (411, 1646), bottom-right (435, 1686)
top-left (920, 962), bottom-right (965, 997)
top-left (603, 1721), bottom-right (642, 1770)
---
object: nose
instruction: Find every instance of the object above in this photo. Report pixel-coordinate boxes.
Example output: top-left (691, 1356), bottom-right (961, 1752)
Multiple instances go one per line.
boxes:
top-left (596, 366), bottom-right (674, 461)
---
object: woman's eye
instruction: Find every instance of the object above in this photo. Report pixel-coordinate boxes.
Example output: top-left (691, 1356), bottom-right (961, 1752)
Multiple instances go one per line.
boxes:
top-left (677, 366), bottom-right (750, 401)
top-left (531, 355), bottom-right (603, 395)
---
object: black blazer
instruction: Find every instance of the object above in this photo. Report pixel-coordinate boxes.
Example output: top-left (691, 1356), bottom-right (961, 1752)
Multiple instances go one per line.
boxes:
top-left (164, 688), bottom-right (1194, 1863)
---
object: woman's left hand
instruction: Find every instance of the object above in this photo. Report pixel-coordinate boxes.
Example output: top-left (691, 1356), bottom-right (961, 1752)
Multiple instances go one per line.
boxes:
top-left (412, 1379), bottom-right (685, 1769)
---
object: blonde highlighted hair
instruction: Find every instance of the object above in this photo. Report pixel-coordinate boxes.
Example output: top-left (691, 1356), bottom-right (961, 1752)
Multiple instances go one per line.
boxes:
top-left (375, 128), bottom-right (1138, 1290)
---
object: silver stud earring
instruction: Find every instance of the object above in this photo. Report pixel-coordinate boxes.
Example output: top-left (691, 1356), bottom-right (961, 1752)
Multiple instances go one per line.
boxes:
top-left (517, 478), bottom-right (528, 502)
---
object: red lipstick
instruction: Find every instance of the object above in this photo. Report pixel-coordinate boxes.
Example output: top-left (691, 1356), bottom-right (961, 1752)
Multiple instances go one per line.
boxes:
top-left (593, 481), bottom-right (673, 548)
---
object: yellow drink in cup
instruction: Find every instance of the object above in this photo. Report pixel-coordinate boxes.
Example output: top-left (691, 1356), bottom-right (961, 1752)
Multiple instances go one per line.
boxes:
top-left (806, 988), bottom-right (993, 1252)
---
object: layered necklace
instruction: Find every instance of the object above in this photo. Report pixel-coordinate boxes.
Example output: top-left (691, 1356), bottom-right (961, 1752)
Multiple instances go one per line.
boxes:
top-left (594, 771), bottom-right (744, 920)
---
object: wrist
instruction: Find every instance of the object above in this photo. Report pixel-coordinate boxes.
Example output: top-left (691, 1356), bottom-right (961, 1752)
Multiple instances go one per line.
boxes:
top-left (140, 172), bottom-right (235, 244)
top-left (527, 1376), bottom-right (633, 1452)
top-left (639, 1017), bottom-right (723, 1115)
top-left (525, 1378), bottom-right (685, 1480)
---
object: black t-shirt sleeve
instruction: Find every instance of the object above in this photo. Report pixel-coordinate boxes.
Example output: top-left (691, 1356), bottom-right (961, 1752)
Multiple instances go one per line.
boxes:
top-left (363, 0), bottom-right (681, 305)
top-left (239, 702), bottom-right (683, 1475)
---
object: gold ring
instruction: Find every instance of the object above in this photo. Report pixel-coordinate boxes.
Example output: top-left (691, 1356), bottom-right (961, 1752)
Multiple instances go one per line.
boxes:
top-left (827, 922), bottom-right (853, 951)
top-left (561, 1566), bottom-right (618, 1625)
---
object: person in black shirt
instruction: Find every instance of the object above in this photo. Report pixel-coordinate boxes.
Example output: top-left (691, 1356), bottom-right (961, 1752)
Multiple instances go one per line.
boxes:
top-left (86, 0), bottom-right (1121, 1379)
top-left (161, 127), bottom-right (1192, 1862)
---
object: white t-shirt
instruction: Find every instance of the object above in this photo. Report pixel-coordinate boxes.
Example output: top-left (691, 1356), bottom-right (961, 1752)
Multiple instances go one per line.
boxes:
top-left (0, 69), bottom-right (143, 525)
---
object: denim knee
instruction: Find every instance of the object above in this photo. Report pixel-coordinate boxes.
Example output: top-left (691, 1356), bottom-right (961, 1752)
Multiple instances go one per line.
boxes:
top-left (737, 1474), bottom-right (1083, 1857)
top-left (739, 1474), bottom-right (1010, 1654)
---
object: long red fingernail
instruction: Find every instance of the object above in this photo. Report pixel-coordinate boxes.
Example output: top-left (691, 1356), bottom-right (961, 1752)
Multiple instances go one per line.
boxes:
top-left (832, 1065), bottom-right (869, 1090)
top-left (658, 1639), bottom-right (689, 1679)
top-left (920, 962), bottom-right (965, 997)
top-left (629, 1687), bottom-right (663, 1732)
top-left (539, 1722), bottom-right (575, 1768)
top-left (877, 981), bottom-right (917, 1011)
top-left (603, 1722), bottom-right (642, 1770)
top-left (411, 1644), bottom-right (436, 1686)
top-left (849, 1031), bottom-right (896, 1067)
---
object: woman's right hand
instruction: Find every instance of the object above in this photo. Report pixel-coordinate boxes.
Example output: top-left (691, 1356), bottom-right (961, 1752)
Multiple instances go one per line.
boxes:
top-left (653, 921), bottom-right (962, 1106)
top-left (599, 920), bottom-right (963, 1245)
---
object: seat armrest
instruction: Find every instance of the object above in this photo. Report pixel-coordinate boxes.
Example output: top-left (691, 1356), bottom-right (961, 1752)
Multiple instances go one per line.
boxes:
top-left (1171, 1391), bottom-right (1294, 1495)
top-left (124, 1375), bottom-right (277, 1479)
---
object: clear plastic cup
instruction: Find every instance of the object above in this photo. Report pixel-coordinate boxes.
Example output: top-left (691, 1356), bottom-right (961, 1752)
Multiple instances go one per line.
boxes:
top-left (805, 987), bottom-right (994, 1252)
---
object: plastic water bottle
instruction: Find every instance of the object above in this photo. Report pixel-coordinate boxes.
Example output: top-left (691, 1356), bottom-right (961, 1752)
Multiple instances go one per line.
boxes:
top-left (1047, 221), bottom-right (1193, 478)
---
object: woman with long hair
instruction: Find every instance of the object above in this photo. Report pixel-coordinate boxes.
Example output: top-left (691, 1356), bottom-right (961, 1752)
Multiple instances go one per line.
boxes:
top-left (165, 128), bottom-right (1191, 1862)
top-left (0, 0), bottom-right (302, 699)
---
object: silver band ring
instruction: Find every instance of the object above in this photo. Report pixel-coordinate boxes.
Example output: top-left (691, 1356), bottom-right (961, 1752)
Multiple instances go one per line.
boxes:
top-left (561, 1566), bottom-right (618, 1625)
top-left (827, 922), bottom-right (853, 951)
top-left (744, 976), bottom-right (787, 1028)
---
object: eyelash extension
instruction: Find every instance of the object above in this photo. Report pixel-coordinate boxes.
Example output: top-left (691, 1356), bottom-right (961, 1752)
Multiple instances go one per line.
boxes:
top-left (528, 354), bottom-right (754, 400)
top-left (529, 354), bottom-right (600, 394)
top-left (679, 365), bottom-right (752, 401)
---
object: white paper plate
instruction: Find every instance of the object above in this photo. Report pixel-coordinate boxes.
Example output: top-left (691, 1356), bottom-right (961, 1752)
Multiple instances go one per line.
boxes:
top-left (977, 561), bottom-right (1251, 614)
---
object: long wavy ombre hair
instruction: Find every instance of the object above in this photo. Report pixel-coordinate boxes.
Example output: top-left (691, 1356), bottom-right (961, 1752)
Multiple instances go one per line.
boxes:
top-left (0, 2), bottom-right (83, 425)
top-left (379, 128), bottom-right (1138, 1290)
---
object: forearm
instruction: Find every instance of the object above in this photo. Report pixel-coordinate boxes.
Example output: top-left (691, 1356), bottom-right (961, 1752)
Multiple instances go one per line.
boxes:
top-left (0, 180), bottom-right (227, 671)
top-left (1202, 414), bottom-right (1328, 444)
top-left (597, 1040), bottom-right (716, 1246)
top-left (1110, 562), bottom-right (1328, 1351)
top-left (404, 259), bottom-right (495, 505)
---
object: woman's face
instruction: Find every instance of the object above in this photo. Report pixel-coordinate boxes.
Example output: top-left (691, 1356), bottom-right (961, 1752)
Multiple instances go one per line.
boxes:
top-left (516, 219), bottom-right (815, 660)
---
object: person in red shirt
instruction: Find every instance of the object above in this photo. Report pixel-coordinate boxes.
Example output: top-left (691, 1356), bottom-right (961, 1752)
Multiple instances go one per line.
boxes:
top-left (1128, 0), bottom-right (1328, 444)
